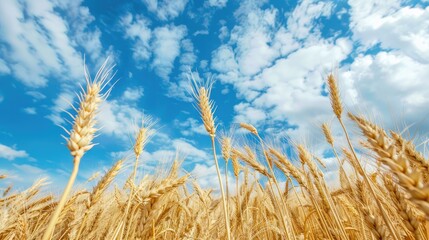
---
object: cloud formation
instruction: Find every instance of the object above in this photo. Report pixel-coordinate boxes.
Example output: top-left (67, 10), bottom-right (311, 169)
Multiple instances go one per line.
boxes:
top-left (0, 144), bottom-right (29, 160)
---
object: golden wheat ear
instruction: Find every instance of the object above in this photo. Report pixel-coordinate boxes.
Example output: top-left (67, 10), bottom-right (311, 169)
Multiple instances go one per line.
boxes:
top-left (42, 58), bottom-right (115, 240)
top-left (188, 73), bottom-right (217, 137)
top-left (188, 72), bottom-right (231, 240)
top-left (327, 73), bottom-right (343, 120)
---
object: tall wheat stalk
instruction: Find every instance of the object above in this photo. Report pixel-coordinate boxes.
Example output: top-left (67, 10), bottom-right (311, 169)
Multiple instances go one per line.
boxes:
top-left (190, 75), bottom-right (231, 240)
top-left (42, 59), bottom-right (114, 240)
top-left (326, 73), bottom-right (400, 240)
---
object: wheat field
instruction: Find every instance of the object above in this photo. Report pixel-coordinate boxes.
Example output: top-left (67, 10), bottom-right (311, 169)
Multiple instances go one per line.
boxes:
top-left (1, 62), bottom-right (429, 240)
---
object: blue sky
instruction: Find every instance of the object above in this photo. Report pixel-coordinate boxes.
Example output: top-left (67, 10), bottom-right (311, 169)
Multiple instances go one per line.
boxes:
top-left (1, 0), bottom-right (429, 191)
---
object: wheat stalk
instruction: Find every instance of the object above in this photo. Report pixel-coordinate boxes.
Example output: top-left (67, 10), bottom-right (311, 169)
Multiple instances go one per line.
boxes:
top-left (326, 73), bottom-right (401, 240)
top-left (76, 159), bottom-right (123, 239)
top-left (42, 59), bottom-right (113, 240)
top-left (189, 74), bottom-right (231, 240)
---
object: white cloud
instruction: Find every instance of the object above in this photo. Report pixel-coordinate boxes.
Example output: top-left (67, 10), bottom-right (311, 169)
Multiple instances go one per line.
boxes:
top-left (0, 58), bottom-right (10, 74)
top-left (210, 0), bottom-right (352, 138)
top-left (340, 51), bottom-right (429, 131)
top-left (173, 139), bottom-right (209, 162)
top-left (190, 162), bottom-right (244, 196)
top-left (0, 164), bottom-right (70, 192)
top-left (208, 0), bottom-right (429, 174)
top-left (193, 30), bottom-right (209, 36)
top-left (230, 3), bottom-right (279, 76)
top-left (120, 13), bottom-right (152, 63)
top-left (122, 87), bottom-right (144, 101)
top-left (0, 144), bottom-right (28, 160)
top-left (140, 150), bottom-right (176, 167)
top-left (13, 164), bottom-right (45, 175)
top-left (143, 0), bottom-right (189, 21)
top-left (191, 163), bottom-right (223, 193)
top-left (142, 137), bottom-right (208, 164)
top-left (179, 39), bottom-right (197, 68)
top-left (166, 38), bottom-right (197, 100)
top-left (218, 26), bottom-right (229, 40)
top-left (233, 103), bottom-right (267, 125)
top-left (349, 0), bottom-right (429, 63)
top-left (286, 0), bottom-right (333, 39)
top-left (97, 99), bottom-right (145, 140)
top-left (174, 118), bottom-right (207, 136)
top-left (0, 0), bottom-right (104, 87)
top-left (206, 0), bottom-right (228, 8)
top-left (200, 60), bottom-right (208, 69)
top-left (46, 91), bottom-right (75, 125)
top-left (120, 13), bottom-right (193, 100)
top-left (26, 91), bottom-right (46, 101)
top-left (211, 45), bottom-right (239, 76)
top-left (23, 107), bottom-right (37, 115)
top-left (152, 25), bottom-right (187, 80)
top-left (332, 1), bottom-right (429, 135)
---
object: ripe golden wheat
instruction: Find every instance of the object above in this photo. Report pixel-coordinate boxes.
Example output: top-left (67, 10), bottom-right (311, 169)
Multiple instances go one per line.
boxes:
top-left (1, 63), bottom-right (429, 240)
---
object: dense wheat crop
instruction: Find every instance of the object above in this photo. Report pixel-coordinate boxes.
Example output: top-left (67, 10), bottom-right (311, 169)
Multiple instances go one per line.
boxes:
top-left (1, 62), bottom-right (429, 240)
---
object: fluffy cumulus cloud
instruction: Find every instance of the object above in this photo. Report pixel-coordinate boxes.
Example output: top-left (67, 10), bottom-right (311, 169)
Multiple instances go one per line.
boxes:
top-left (207, 0), bottom-right (429, 168)
top-left (0, 144), bottom-right (29, 160)
top-left (97, 99), bottom-right (145, 140)
top-left (120, 12), bottom-right (192, 83)
top-left (340, 0), bottom-right (429, 132)
top-left (121, 12), bottom-right (196, 100)
top-left (143, 0), bottom-right (189, 21)
top-left (122, 87), bottom-right (144, 101)
top-left (152, 25), bottom-right (188, 80)
top-left (211, 0), bottom-right (350, 140)
top-left (120, 13), bottom-right (152, 63)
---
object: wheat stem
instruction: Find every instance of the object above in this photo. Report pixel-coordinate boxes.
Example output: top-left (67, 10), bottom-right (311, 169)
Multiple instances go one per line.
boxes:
top-left (42, 156), bottom-right (81, 240)
top-left (211, 136), bottom-right (231, 240)
top-left (339, 118), bottom-right (400, 240)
